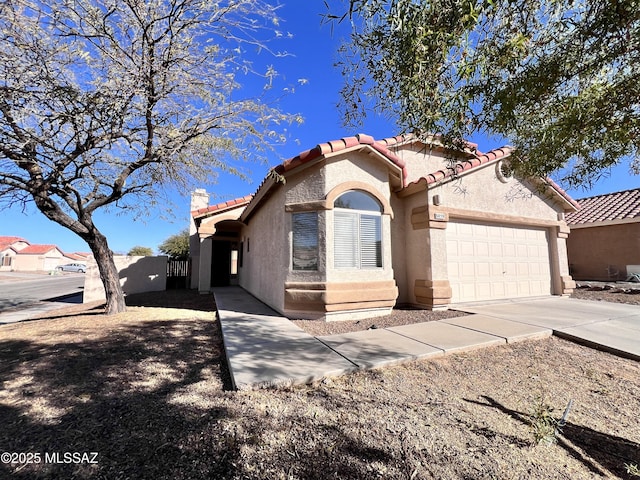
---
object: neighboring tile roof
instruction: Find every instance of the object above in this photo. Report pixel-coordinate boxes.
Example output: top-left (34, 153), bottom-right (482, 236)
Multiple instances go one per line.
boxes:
top-left (191, 195), bottom-right (253, 218)
top-left (566, 188), bottom-right (640, 225)
top-left (0, 236), bottom-right (29, 250)
top-left (65, 252), bottom-right (91, 261)
top-left (17, 244), bottom-right (60, 255)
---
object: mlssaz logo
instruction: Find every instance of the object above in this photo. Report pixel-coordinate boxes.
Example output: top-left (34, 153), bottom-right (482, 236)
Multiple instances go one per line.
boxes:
top-left (44, 452), bottom-right (99, 464)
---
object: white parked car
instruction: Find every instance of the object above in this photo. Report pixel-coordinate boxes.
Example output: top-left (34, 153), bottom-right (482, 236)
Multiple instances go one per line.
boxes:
top-left (56, 263), bottom-right (86, 273)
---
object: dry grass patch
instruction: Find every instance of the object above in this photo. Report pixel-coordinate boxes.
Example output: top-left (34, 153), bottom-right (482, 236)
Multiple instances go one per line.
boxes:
top-left (0, 290), bottom-right (638, 479)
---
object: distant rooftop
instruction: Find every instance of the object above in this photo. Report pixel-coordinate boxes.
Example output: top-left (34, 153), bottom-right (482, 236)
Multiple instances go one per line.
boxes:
top-left (566, 188), bottom-right (640, 225)
top-left (16, 244), bottom-right (61, 255)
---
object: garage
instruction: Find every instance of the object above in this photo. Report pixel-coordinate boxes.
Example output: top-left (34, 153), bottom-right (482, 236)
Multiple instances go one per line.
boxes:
top-left (446, 220), bottom-right (553, 303)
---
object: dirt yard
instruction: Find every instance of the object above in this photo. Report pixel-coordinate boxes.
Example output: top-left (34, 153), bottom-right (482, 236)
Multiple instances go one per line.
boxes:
top-left (0, 289), bottom-right (639, 479)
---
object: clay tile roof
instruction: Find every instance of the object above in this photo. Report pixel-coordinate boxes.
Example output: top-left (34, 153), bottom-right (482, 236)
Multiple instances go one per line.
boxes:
top-left (0, 236), bottom-right (28, 243)
top-left (404, 146), bottom-right (578, 210)
top-left (543, 178), bottom-right (580, 210)
top-left (0, 236), bottom-right (28, 250)
top-left (566, 188), bottom-right (640, 225)
top-left (405, 146), bottom-right (514, 189)
top-left (18, 244), bottom-right (60, 254)
top-left (272, 133), bottom-right (408, 183)
top-left (191, 195), bottom-right (253, 218)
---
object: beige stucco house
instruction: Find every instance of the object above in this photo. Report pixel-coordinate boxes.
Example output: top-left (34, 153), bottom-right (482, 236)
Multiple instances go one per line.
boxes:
top-left (11, 244), bottom-right (66, 272)
top-left (566, 188), bottom-right (640, 281)
top-left (191, 134), bottom-right (578, 320)
top-left (0, 236), bottom-right (30, 271)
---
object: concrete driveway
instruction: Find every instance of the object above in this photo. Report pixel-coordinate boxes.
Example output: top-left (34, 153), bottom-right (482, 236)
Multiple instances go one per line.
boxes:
top-left (455, 297), bottom-right (640, 361)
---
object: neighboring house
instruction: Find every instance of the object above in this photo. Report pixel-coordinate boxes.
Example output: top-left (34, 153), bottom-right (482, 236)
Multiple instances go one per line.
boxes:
top-left (12, 244), bottom-right (66, 272)
top-left (0, 236), bottom-right (91, 272)
top-left (64, 252), bottom-right (92, 263)
top-left (566, 188), bottom-right (640, 281)
top-left (0, 236), bottom-right (30, 271)
top-left (191, 134), bottom-right (579, 321)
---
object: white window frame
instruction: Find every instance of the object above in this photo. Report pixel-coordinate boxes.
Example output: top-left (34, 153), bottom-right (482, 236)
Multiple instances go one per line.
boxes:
top-left (334, 207), bottom-right (383, 269)
top-left (292, 211), bottom-right (319, 271)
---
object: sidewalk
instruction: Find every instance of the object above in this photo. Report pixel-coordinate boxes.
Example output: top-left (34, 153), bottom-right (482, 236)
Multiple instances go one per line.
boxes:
top-left (214, 287), bottom-right (552, 391)
top-left (0, 293), bottom-right (84, 324)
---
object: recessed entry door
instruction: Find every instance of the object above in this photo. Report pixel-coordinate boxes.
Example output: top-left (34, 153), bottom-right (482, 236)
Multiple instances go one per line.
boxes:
top-left (211, 240), bottom-right (232, 287)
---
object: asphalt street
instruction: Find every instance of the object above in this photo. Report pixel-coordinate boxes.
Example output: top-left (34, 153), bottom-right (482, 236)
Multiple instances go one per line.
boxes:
top-left (0, 273), bottom-right (85, 313)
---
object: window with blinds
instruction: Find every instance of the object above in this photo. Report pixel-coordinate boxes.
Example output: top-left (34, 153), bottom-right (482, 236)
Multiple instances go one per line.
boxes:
top-left (292, 212), bottom-right (318, 270)
top-left (334, 191), bottom-right (382, 269)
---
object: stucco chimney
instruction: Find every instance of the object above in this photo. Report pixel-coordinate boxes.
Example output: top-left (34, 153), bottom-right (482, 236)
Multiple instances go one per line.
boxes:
top-left (190, 188), bottom-right (209, 212)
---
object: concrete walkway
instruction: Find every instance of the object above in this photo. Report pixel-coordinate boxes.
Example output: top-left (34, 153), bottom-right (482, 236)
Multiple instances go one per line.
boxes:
top-left (215, 287), bottom-right (558, 390)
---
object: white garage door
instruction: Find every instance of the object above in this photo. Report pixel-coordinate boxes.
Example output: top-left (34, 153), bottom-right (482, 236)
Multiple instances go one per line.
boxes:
top-left (43, 257), bottom-right (59, 271)
top-left (446, 221), bottom-right (552, 303)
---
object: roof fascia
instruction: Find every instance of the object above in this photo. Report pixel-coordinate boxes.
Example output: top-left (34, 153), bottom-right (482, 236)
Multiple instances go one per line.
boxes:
top-left (569, 217), bottom-right (640, 229)
top-left (241, 144), bottom-right (405, 222)
top-left (531, 178), bottom-right (580, 212)
top-left (192, 202), bottom-right (250, 221)
top-left (327, 144), bottom-right (404, 178)
top-left (240, 176), bottom-right (277, 223)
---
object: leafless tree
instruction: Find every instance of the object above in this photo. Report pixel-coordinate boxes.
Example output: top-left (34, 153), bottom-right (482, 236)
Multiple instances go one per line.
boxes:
top-left (0, 0), bottom-right (300, 313)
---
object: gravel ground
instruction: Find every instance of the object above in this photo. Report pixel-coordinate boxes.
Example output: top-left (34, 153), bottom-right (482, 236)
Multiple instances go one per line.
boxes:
top-left (1, 289), bottom-right (639, 479)
top-left (292, 307), bottom-right (466, 336)
top-left (571, 281), bottom-right (640, 305)
top-left (293, 282), bottom-right (640, 337)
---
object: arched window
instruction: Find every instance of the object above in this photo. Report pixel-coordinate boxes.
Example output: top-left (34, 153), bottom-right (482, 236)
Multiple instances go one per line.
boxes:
top-left (334, 190), bottom-right (382, 269)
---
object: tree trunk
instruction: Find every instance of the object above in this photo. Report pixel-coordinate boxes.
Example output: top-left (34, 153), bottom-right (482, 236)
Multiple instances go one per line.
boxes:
top-left (30, 194), bottom-right (127, 315)
top-left (86, 230), bottom-right (127, 315)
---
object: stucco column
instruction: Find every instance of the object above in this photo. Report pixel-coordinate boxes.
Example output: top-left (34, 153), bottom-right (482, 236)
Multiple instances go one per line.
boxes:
top-left (554, 223), bottom-right (576, 295)
top-left (410, 205), bottom-right (452, 309)
top-left (198, 236), bottom-right (212, 294)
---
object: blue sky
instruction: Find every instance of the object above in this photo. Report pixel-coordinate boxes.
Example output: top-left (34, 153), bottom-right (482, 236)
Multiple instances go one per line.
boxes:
top-left (3, 1), bottom-right (637, 254)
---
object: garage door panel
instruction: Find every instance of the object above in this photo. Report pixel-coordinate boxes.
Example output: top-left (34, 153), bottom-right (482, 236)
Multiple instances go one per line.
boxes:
top-left (476, 283), bottom-right (492, 298)
top-left (527, 245), bottom-right (539, 257)
top-left (475, 241), bottom-right (489, 256)
top-left (517, 244), bottom-right (528, 257)
top-left (503, 263), bottom-right (517, 276)
top-left (461, 262), bottom-right (475, 277)
top-left (490, 243), bottom-right (502, 257)
top-left (518, 281), bottom-right (532, 295)
top-left (460, 241), bottom-right (474, 256)
top-left (517, 262), bottom-right (529, 275)
top-left (502, 243), bottom-right (516, 257)
top-left (447, 221), bottom-right (552, 303)
top-left (492, 283), bottom-right (505, 298)
top-left (473, 224), bottom-right (488, 236)
top-left (490, 263), bottom-right (504, 276)
top-left (476, 262), bottom-right (491, 276)
top-left (505, 282), bottom-right (519, 296)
